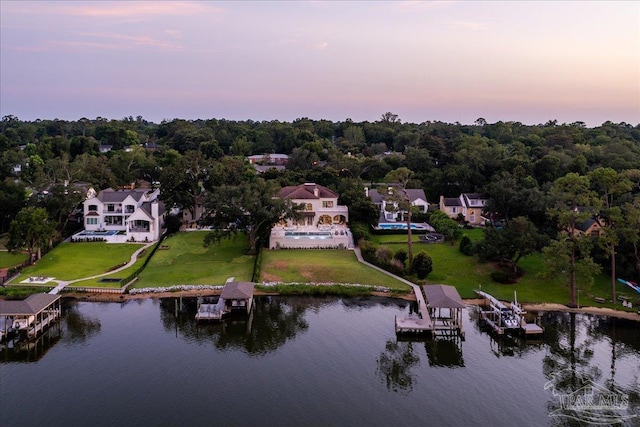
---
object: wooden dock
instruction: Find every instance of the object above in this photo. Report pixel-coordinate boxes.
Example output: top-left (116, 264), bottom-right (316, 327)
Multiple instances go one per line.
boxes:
top-left (476, 290), bottom-right (544, 337)
top-left (195, 280), bottom-right (255, 322)
top-left (0, 293), bottom-right (62, 341)
top-left (395, 284), bottom-right (464, 338)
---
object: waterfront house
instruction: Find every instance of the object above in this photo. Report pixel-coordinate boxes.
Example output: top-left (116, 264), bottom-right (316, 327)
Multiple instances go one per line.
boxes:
top-left (81, 187), bottom-right (165, 241)
top-left (269, 183), bottom-right (352, 249)
top-left (366, 187), bottom-right (429, 223)
top-left (439, 193), bottom-right (488, 225)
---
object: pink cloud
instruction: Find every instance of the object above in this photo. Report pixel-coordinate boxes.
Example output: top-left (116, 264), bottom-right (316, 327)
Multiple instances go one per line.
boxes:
top-left (5, 1), bottom-right (222, 19)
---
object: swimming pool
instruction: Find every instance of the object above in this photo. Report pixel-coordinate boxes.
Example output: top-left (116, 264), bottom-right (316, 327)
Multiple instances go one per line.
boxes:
top-left (76, 230), bottom-right (120, 236)
top-left (284, 231), bottom-right (333, 239)
top-left (377, 223), bottom-right (429, 230)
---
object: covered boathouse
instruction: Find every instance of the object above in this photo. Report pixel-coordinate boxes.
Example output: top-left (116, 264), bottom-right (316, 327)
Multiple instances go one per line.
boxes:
top-left (0, 293), bottom-right (62, 339)
top-left (196, 281), bottom-right (255, 321)
top-left (422, 285), bottom-right (465, 338)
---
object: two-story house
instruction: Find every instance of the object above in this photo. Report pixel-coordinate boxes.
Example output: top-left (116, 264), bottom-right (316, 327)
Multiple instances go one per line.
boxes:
top-left (367, 187), bottom-right (429, 223)
top-left (269, 183), bottom-right (352, 249)
top-left (439, 193), bottom-right (488, 225)
top-left (82, 187), bottom-right (166, 241)
top-left (278, 183), bottom-right (349, 227)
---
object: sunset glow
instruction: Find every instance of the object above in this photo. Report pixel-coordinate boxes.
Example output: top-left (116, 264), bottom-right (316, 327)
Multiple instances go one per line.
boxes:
top-left (1, 1), bottom-right (638, 126)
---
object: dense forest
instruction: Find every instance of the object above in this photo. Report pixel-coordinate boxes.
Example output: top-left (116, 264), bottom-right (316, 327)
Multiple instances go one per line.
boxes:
top-left (1, 114), bottom-right (639, 303)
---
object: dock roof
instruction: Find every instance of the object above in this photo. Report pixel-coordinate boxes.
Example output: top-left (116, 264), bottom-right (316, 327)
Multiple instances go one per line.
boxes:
top-left (221, 282), bottom-right (255, 300)
top-left (0, 293), bottom-right (61, 316)
top-left (423, 285), bottom-right (465, 309)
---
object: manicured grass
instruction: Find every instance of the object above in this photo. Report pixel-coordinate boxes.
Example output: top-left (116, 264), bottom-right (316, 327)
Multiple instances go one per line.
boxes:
top-left (133, 232), bottom-right (254, 287)
top-left (0, 251), bottom-right (29, 268)
top-left (259, 249), bottom-right (411, 291)
top-left (70, 248), bottom-right (154, 288)
top-left (13, 242), bottom-right (143, 282)
top-left (365, 228), bottom-right (632, 307)
top-left (0, 233), bottom-right (30, 268)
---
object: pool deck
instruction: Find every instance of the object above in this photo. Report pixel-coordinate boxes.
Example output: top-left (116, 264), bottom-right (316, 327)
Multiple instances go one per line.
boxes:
top-left (375, 222), bottom-right (434, 231)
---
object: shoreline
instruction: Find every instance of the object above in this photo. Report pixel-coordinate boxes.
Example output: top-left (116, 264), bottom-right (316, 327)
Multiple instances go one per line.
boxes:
top-left (60, 290), bottom-right (640, 322)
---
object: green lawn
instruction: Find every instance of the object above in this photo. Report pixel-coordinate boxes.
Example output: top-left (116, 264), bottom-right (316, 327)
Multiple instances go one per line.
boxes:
top-left (0, 233), bottom-right (30, 268)
top-left (70, 248), bottom-right (154, 288)
top-left (366, 228), bottom-right (630, 306)
top-left (133, 232), bottom-right (255, 287)
top-left (13, 242), bottom-right (143, 282)
top-left (259, 249), bottom-right (411, 291)
top-left (0, 251), bottom-right (29, 268)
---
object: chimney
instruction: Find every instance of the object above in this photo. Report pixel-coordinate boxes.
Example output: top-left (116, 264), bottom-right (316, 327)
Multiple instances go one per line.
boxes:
top-left (152, 200), bottom-right (159, 219)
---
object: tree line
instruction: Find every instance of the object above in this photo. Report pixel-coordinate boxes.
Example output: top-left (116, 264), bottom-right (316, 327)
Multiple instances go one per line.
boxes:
top-left (1, 114), bottom-right (639, 305)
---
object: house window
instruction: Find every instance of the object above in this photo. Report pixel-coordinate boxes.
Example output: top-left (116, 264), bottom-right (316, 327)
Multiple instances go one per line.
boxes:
top-left (104, 216), bottom-right (123, 226)
top-left (86, 217), bottom-right (98, 225)
top-left (322, 201), bottom-right (334, 208)
top-left (451, 207), bottom-right (458, 214)
top-left (305, 203), bottom-right (313, 211)
top-left (88, 204), bottom-right (98, 212)
top-left (125, 205), bottom-right (135, 214)
top-left (106, 204), bottom-right (115, 213)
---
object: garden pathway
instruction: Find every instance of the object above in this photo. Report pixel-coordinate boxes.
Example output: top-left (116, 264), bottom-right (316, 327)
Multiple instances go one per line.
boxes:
top-left (48, 242), bottom-right (154, 294)
top-left (350, 247), bottom-right (428, 315)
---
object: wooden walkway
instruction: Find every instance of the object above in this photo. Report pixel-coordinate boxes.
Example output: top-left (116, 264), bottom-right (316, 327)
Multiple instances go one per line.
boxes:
top-left (351, 248), bottom-right (433, 333)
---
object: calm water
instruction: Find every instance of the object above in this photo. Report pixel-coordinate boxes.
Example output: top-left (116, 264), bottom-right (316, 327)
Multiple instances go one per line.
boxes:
top-left (1, 296), bottom-right (639, 427)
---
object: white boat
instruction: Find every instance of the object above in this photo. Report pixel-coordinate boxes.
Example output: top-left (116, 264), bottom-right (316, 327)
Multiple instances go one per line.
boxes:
top-left (476, 290), bottom-right (519, 329)
top-left (12, 316), bottom-right (35, 331)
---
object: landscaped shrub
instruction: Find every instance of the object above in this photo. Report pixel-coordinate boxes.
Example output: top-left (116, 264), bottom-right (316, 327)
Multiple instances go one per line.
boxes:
top-left (375, 246), bottom-right (393, 264)
top-left (393, 248), bottom-right (408, 266)
top-left (412, 252), bottom-right (433, 280)
top-left (459, 235), bottom-right (474, 256)
top-left (358, 239), bottom-right (376, 259)
top-left (428, 210), bottom-right (462, 244)
top-left (387, 259), bottom-right (406, 276)
top-left (491, 270), bottom-right (509, 283)
top-left (350, 222), bottom-right (371, 243)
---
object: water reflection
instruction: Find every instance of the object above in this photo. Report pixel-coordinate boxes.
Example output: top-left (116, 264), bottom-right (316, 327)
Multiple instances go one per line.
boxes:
top-left (62, 299), bottom-right (101, 345)
top-left (376, 340), bottom-right (420, 394)
top-left (0, 323), bottom-right (62, 363)
top-left (157, 296), bottom-right (340, 355)
top-left (0, 298), bottom-right (102, 362)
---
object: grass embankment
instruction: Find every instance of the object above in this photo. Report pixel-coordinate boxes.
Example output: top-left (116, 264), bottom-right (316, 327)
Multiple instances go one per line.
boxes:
top-left (0, 233), bottom-right (29, 268)
top-left (258, 249), bottom-right (410, 292)
top-left (70, 247), bottom-right (154, 288)
top-left (369, 228), bottom-right (635, 309)
top-left (14, 242), bottom-right (143, 282)
top-left (132, 232), bottom-right (254, 287)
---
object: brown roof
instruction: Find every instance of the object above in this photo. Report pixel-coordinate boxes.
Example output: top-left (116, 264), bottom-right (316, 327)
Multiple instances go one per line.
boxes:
top-left (422, 285), bottom-right (465, 309)
top-left (279, 183), bottom-right (338, 200)
top-left (0, 293), bottom-right (61, 316)
top-left (221, 282), bottom-right (255, 300)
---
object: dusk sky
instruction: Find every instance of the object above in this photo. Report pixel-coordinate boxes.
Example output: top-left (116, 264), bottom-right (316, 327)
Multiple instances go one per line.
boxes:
top-left (1, 1), bottom-right (638, 127)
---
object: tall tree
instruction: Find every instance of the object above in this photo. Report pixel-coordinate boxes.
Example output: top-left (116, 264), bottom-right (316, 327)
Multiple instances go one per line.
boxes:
top-left (8, 207), bottom-right (56, 261)
top-left (545, 173), bottom-right (601, 307)
top-left (160, 151), bottom-right (212, 223)
top-left (203, 178), bottom-right (297, 254)
top-left (382, 168), bottom-right (417, 265)
top-left (588, 167), bottom-right (633, 302)
top-left (477, 216), bottom-right (547, 279)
